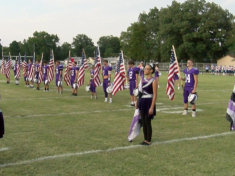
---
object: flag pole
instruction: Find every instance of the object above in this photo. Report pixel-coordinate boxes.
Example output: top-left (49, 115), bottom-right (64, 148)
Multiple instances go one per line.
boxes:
top-left (172, 45), bottom-right (184, 88)
top-left (121, 50), bottom-right (128, 86)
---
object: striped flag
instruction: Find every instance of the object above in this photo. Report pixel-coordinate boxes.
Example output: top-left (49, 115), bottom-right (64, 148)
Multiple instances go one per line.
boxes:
top-left (94, 45), bottom-right (101, 87)
top-left (1, 58), bottom-right (5, 75)
top-left (5, 55), bottom-right (11, 78)
top-left (22, 54), bottom-right (27, 77)
top-left (28, 52), bottom-right (35, 81)
top-left (64, 59), bottom-right (72, 86)
top-left (16, 53), bottom-right (21, 79)
top-left (77, 51), bottom-right (88, 88)
top-left (166, 50), bottom-right (179, 100)
top-left (1, 48), bottom-right (4, 75)
top-left (38, 53), bottom-right (44, 84)
top-left (47, 50), bottom-right (54, 83)
top-left (112, 52), bottom-right (126, 96)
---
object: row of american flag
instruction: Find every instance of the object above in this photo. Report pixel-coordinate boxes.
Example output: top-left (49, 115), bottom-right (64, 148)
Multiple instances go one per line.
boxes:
top-left (1, 45), bottom-right (180, 99)
top-left (1, 45), bottom-right (127, 96)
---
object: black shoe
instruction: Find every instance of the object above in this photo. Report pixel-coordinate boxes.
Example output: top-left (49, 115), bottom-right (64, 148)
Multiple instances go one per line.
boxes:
top-left (131, 103), bottom-right (135, 106)
top-left (139, 141), bottom-right (145, 145)
top-left (74, 93), bottom-right (77, 96)
top-left (72, 93), bottom-right (74, 96)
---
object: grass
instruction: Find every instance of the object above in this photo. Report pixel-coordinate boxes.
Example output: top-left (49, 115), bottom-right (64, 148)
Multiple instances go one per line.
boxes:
top-left (0, 70), bottom-right (235, 176)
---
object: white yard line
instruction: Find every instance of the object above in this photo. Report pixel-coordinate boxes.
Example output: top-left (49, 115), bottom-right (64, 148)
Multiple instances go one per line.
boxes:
top-left (4, 109), bottom-right (133, 118)
top-left (0, 148), bottom-right (9, 152)
top-left (1, 96), bottom-right (90, 101)
top-left (0, 132), bottom-right (233, 168)
top-left (3, 101), bottom-right (227, 119)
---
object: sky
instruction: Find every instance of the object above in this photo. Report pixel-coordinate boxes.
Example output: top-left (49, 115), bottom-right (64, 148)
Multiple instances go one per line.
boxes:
top-left (0, 0), bottom-right (234, 47)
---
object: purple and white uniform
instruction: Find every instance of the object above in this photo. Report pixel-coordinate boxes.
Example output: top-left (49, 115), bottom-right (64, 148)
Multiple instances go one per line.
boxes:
top-left (13, 63), bottom-right (17, 76)
top-left (138, 77), bottom-right (156, 119)
top-left (128, 67), bottom-right (140, 95)
top-left (70, 66), bottom-right (79, 88)
top-left (183, 67), bottom-right (199, 103)
top-left (55, 65), bottom-right (63, 86)
top-left (139, 66), bottom-right (144, 78)
top-left (102, 66), bottom-right (112, 97)
top-left (90, 70), bottom-right (96, 93)
top-left (43, 65), bottom-right (49, 84)
top-left (155, 68), bottom-right (159, 78)
top-left (34, 64), bottom-right (40, 79)
top-left (27, 63), bottom-right (32, 79)
top-left (174, 74), bottom-right (179, 80)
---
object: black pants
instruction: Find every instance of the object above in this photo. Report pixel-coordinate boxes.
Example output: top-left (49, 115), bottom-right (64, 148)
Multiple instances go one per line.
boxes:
top-left (141, 113), bottom-right (152, 142)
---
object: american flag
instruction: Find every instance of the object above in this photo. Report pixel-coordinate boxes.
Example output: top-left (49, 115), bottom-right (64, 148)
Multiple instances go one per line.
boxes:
top-left (47, 50), bottom-right (54, 83)
top-left (16, 53), bottom-right (21, 79)
top-left (77, 51), bottom-right (88, 88)
top-left (112, 52), bottom-right (126, 96)
top-left (22, 54), bottom-right (27, 77)
top-left (166, 50), bottom-right (179, 100)
top-left (38, 53), bottom-right (44, 84)
top-left (1, 57), bottom-right (5, 75)
top-left (28, 52), bottom-right (35, 80)
top-left (5, 56), bottom-right (11, 78)
top-left (93, 45), bottom-right (101, 87)
top-left (64, 58), bottom-right (72, 86)
top-left (1, 49), bottom-right (4, 75)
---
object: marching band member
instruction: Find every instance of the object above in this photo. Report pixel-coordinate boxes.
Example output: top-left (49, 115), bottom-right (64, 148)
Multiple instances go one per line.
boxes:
top-left (136, 63), bottom-right (157, 145)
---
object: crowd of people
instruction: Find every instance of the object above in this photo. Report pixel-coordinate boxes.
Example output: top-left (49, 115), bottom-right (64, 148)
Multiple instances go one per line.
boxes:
top-left (4, 57), bottom-right (200, 145)
top-left (205, 64), bottom-right (235, 76)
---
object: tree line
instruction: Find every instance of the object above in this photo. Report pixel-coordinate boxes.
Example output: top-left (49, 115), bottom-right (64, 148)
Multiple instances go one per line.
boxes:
top-left (0, 32), bottom-right (121, 61)
top-left (120, 0), bottom-right (235, 62)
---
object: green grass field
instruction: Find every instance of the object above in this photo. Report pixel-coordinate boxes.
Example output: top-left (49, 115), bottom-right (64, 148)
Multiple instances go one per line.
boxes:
top-left (0, 70), bottom-right (235, 176)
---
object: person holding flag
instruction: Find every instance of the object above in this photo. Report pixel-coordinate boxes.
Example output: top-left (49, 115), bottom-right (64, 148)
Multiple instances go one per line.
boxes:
top-left (34, 60), bottom-right (40, 90)
top-left (89, 65), bottom-right (97, 99)
top-left (127, 60), bottom-right (139, 106)
top-left (112, 52), bottom-right (126, 97)
top-left (22, 54), bottom-right (28, 87)
top-left (27, 59), bottom-right (32, 87)
top-left (5, 56), bottom-right (12, 84)
top-left (102, 60), bottom-right (112, 103)
top-left (55, 61), bottom-right (63, 94)
top-left (13, 58), bottom-right (17, 79)
top-left (70, 61), bottom-right (79, 96)
top-left (181, 59), bottom-right (199, 117)
top-left (43, 60), bottom-right (49, 92)
top-left (77, 51), bottom-right (88, 89)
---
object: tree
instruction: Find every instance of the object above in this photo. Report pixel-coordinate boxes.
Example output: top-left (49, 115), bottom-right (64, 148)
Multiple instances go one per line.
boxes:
top-left (97, 35), bottom-right (121, 57)
top-left (72, 34), bottom-right (94, 57)
top-left (9, 40), bottom-right (20, 56)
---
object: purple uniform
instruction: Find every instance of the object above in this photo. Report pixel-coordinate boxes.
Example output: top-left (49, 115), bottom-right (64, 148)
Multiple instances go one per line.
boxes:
top-left (27, 63), bottom-right (32, 78)
top-left (55, 65), bottom-right (63, 86)
top-left (183, 67), bottom-right (199, 103)
top-left (174, 74), bottom-right (179, 80)
top-left (102, 66), bottom-right (112, 97)
top-left (13, 63), bottom-right (17, 76)
top-left (128, 67), bottom-right (139, 95)
top-left (139, 66), bottom-right (144, 78)
top-left (34, 64), bottom-right (40, 79)
top-left (90, 70), bottom-right (96, 93)
top-left (43, 65), bottom-right (49, 83)
top-left (138, 77), bottom-right (156, 119)
top-left (155, 69), bottom-right (159, 78)
top-left (70, 66), bottom-right (79, 88)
